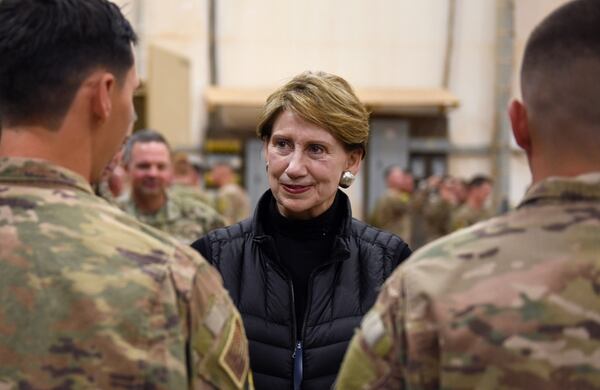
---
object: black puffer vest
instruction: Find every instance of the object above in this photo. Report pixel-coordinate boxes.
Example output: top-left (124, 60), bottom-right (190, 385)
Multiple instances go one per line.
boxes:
top-left (192, 190), bottom-right (411, 389)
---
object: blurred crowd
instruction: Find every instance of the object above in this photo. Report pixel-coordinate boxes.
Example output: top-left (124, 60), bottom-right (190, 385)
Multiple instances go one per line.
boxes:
top-left (96, 129), bottom-right (250, 245)
top-left (369, 166), bottom-right (494, 249)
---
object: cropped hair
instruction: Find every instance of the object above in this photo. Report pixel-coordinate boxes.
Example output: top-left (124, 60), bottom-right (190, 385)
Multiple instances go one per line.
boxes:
top-left (522, 0), bottom-right (600, 81)
top-left (0, 0), bottom-right (137, 129)
top-left (122, 129), bottom-right (171, 166)
top-left (467, 175), bottom-right (492, 190)
top-left (256, 71), bottom-right (370, 158)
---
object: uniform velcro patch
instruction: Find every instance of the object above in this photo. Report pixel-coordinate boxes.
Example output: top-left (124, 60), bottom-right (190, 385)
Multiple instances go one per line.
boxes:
top-left (219, 314), bottom-right (249, 388)
top-left (362, 311), bottom-right (385, 348)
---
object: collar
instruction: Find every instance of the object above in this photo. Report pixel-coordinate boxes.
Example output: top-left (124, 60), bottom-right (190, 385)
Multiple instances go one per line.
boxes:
top-left (518, 172), bottom-right (600, 208)
top-left (0, 157), bottom-right (93, 194)
top-left (122, 190), bottom-right (182, 222)
top-left (252, 189), bottom-right (353, 238)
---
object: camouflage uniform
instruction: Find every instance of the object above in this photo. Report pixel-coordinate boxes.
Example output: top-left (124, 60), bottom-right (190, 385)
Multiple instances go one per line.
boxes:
top-left (337, 173), bottom-right (600, 389)
top-left (450, 203), bottom-right (493, 232)
top-left (94, 178), bottom-right (119, 206)
top-left (0, 157), bottom-right (251, 389)
top-left (120, 190), bottom-right (226, 245)
top-left (170, 183), bottom-right (216, 209)
top-left (421, 193), bottom-right (456, 243)
top-left (370, 189), bottom-right (412, 244)
top-left (215, 183), bottom-right (250, 225)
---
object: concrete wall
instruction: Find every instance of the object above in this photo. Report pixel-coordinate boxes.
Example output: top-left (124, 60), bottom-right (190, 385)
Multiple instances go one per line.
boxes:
top-left (114, 0), bottom-right (570, 207)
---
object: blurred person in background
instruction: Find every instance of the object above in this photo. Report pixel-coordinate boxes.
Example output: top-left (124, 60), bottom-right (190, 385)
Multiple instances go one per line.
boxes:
top-left (211, 161), bottom-right (251, 225)
top-left (0, 0), bottom-right (250, 388)
top-left (419, 175), bottom-right (462, 244)
top-left (370, 165), bottom-right (413, 243)
top-left (192, 71), bottom-right (411, 390)
top-left (408, 174), bottom-right (444, 249)
top-left (337, 0), bottom-right (600, 388)
top-left (450, 175), bottom-right (493, 231)
top-left (96, 147), bottom-right (129, 204)
top-left (121, 129), bottom-right (225, 244)
top-left (171, 150), bottom-right (214, 207)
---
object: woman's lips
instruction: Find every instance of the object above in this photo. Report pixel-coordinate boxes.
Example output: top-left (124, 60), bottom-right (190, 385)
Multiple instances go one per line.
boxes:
top-left (282, 184), bottom-right (310, 194)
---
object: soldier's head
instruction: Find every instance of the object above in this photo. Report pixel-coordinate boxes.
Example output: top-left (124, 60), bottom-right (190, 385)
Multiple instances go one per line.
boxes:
top-left (510, 0), bottom-right (600, 182)
top-left (385, 166), bottom-right (411, 193)
top-left (466, 175), bottom-right (492, 207)
top-left (0, 0), bottom-right (138, 183)
top-left (172, 152), bottom-right (203, 187)
top-left (123, 129), bottom-right (173, 201)
top-left (439, 176), bottom-right (461, 206)
top-left (211, 162), bottom-right (236, 188)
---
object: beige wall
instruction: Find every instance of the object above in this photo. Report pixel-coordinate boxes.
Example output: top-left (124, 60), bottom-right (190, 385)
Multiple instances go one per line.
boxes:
top-left (217, 0), bottom-right (449, 88)
top-left (115, 0), bottom-right (570, 206)
top-left (112, 0), bottom-right (209, 149)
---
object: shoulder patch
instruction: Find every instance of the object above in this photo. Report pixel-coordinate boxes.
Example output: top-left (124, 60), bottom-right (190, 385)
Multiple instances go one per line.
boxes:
top-left (362, 311), bottom-right (385, 348)
top-left (219, 314), bottom-right (249, 388)
top-left (204, 302), bottom-right (229, 336)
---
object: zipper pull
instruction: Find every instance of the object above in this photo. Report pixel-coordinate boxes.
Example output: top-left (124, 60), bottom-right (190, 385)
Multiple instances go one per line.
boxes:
top-left (293, 341), bottom-right (303, 390)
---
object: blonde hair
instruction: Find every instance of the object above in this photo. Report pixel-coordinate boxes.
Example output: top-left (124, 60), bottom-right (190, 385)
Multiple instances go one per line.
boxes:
top-left (256, 71), bottom-right (369, 158)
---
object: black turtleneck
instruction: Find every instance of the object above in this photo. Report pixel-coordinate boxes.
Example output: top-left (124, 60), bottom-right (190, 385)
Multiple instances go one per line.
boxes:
top-left (265, 193), bottom-right (343, 338)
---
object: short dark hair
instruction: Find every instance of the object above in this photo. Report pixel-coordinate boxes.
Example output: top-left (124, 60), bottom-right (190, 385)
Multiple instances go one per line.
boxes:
top-left (467, 175), bottom-right (492, 190)
top-left (122, 129), bottom-right (171, 166)
top-left (0, 0), bottom-right (138, 129)
top-left (521, 0), bottom-right (600, 123)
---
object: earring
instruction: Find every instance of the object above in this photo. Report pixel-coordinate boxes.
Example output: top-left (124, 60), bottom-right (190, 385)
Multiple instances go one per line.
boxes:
top-left (265, 162), bottom-right (269, 172)
top-left (339, 171), bottom-right (355, 188)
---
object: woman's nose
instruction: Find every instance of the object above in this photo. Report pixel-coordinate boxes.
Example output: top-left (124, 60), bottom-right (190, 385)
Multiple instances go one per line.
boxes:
top-left (285, 150), bottom-right (307, 178)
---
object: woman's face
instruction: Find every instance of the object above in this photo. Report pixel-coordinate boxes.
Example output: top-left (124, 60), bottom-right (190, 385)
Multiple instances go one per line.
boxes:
top-left (265, 110), bottom-right (362, 220)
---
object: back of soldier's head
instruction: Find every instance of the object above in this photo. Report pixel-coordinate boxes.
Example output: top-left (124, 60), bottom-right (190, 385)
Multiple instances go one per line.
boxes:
top-left (522, 0), bottom-right (600, 145)
top-left (0, 0), bottom-right (137, 130)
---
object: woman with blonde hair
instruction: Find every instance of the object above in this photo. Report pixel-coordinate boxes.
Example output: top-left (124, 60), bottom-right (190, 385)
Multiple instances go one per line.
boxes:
top-left (192, 71), bottom-right (411, 390)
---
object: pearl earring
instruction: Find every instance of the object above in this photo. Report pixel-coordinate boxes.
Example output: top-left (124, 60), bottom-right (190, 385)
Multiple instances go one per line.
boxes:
top-left (339, 171), bottom-right (355, 188)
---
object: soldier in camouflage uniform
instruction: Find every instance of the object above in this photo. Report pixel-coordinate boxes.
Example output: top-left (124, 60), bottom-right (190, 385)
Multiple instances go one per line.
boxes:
top-left (416, 176), bottom-right (462, 245)
top-left (121, 130), bottom-right (226, 244)
top-left (171, 151), bottom-right (215, 208)
top-left (370, 166), bottom-right (413, 244)
top-left (0, 1), bottom-right (250, 388)
top-left (211, 162), bottom-right (251, 225)
top-left (450, 175), bottom-right (493, 231)
top-left (336, 1), bottom-right (600, 388)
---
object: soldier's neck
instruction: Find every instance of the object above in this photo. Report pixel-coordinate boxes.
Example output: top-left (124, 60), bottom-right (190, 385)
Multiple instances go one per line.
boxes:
top-left (133, 191), bottom-right (167, 214)
top-left (0, 125), bottom-right (93, 182)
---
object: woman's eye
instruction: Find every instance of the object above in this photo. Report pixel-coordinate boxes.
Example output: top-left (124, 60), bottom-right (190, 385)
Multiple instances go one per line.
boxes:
top-left (273, 138), bottom-right (293, 153)
top-left (275, 139), bottom-right (290, 149)
top-left (308, 144), bottom-right (325, 154)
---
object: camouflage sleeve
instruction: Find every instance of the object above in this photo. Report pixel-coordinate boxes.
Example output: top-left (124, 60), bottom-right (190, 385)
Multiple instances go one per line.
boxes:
top-left (368, 200), bottom-right (383, 227)
top-left (206, 208), bottom-right (227, 231)
top-left (173, 248), bottom-right (252, 389)
top-left (336, 268), bottom-right (439, 389)
top-left (216, 192), bottom-right (237, 225)
top-left (450, 210), bottom-right (468, 232)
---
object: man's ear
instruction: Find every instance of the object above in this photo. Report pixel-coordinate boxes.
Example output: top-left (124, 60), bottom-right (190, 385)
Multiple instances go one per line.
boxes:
top-left (509, 99), bottom-right (532, 154)
top-left (91, 73), bottom-right (116, 121)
